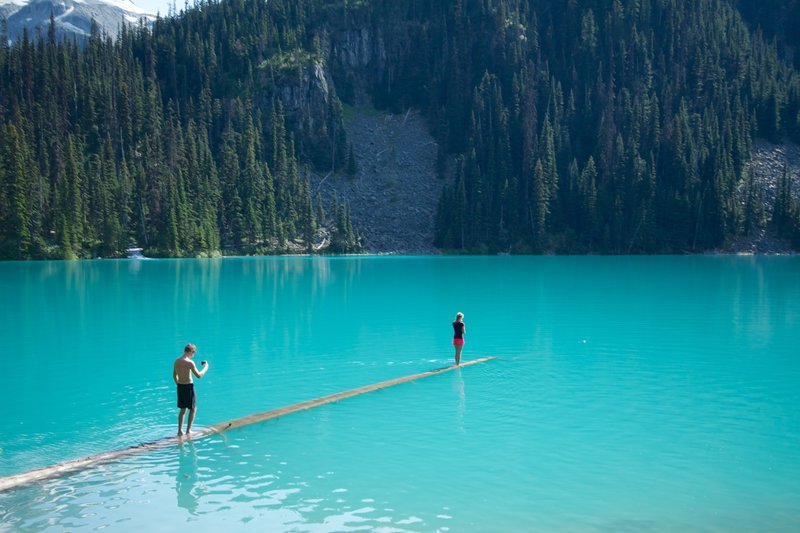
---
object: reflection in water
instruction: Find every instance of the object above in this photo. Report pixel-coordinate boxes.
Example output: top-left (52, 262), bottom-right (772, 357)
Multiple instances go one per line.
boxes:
top-left (176, 439), bottom-right (199, 515)
top-left (454, 369), bottom-right (466, 433)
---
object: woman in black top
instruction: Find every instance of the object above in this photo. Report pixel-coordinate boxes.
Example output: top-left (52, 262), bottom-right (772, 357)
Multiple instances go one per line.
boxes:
top-left (452, 312), bottom-right (466, 366)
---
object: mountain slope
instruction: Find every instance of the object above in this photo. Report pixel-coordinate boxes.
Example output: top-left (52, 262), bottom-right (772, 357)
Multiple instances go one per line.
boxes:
top-left (321, 0), bottom-right (800, 253)
top-left (2, 0), bottom-right (156, 42)
top-left (1, 0), bottom-right (799, 259)
top-left (0, 0), bottom-right (26, 21)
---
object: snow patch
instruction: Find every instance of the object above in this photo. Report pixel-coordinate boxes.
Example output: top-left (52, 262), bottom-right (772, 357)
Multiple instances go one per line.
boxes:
top-left (57, 20), bottom-right (88, 35)
top-left (99, 0), bottom-right (152, 14)
top-left (55, 5), bottom-right (74, 19)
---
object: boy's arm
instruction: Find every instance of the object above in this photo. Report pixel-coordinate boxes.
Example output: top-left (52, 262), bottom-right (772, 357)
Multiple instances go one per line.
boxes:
top-left (172, 360), bottom-right (180, 384)
top-left (191, 360), bottom-right (209, 378)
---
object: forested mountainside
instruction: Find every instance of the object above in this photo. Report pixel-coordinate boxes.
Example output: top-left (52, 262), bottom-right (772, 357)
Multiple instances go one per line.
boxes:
top-left (0, 0), bottom-right (361, 259)
top-left (732, 0), bottom-right (800, 69)
top-left (1, 0), bottom-right (800, 259)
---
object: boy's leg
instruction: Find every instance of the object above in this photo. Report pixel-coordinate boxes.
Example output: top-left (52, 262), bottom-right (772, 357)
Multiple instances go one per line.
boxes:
top-left (178, 407), bottom-right (187, 435)
top-left (186, 407), bottom-right (197, 433)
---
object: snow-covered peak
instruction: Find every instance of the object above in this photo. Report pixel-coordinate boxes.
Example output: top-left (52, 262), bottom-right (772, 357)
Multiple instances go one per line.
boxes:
top-left (3, 0), bottom-right (158, 43)
top-left (3, 0), bottom-right (152, 9)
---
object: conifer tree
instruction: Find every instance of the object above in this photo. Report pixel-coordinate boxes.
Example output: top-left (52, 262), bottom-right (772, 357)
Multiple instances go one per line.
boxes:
top-left (1, 124), bottom-right (31, 258)
top-left (1, 0), bottom-right (799, 257)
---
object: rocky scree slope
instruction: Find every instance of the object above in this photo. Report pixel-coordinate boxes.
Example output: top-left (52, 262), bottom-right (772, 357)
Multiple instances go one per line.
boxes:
top-left (310, 107), bottom-right (441, 255)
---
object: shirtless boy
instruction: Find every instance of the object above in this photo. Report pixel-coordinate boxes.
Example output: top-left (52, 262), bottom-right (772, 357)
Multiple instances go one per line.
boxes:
top-left (173, 343), bottom-right (209, 436)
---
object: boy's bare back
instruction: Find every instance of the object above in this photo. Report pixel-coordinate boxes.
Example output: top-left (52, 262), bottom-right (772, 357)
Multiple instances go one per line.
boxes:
top-left (173, 343), bottom-right (207, 385)
top-left (173, 356), bottom-right (197, 384)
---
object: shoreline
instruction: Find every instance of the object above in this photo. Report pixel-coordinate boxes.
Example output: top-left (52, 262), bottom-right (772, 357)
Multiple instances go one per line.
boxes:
top-left (2, 248), bottom-right (796, 263)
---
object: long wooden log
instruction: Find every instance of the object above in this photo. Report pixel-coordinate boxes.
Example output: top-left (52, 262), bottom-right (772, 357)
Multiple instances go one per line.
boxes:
top-left (0, 357), bottom-right (495, 493)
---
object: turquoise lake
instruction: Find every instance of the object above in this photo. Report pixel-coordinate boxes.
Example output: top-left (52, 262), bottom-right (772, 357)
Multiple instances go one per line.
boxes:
top-left (1, 255), bottom-right (799, 531)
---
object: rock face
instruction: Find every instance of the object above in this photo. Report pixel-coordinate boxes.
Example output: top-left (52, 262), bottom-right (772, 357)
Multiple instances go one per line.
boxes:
top-left (2, 0), bottom-right (156, 43)
top-left (321, 10), bottom-right (431, 111)
top-left (327, 25), bottom-right (388, 105)
top-left (264, 16), bottom-right (424, 176)
top-left (295, 16), bottom-right (444, 254)
top-left (263, 59), bottom-right (341, 168)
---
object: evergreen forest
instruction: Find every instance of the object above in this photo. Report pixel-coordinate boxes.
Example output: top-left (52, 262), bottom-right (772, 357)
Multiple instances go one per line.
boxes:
top-left (2, 0), bottom-right (800, 259)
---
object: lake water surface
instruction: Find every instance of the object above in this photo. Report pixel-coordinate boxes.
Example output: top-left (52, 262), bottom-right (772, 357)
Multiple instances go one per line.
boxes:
top-left (1, 256), bottom-right (798, 531)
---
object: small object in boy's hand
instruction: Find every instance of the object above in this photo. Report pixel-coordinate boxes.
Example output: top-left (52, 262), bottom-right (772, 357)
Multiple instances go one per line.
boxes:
top-left (201, 361), bottom-right (207, 366)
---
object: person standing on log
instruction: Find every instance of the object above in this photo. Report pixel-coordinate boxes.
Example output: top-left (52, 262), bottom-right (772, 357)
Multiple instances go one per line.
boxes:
top-left (452, 312), bottom-right (466, 366)
top-left (173, 343), bottom-right (209, 436)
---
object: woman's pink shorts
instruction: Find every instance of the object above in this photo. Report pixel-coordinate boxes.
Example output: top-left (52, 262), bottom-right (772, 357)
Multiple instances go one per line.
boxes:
top-left (453, 338), bottom-right (464, 346)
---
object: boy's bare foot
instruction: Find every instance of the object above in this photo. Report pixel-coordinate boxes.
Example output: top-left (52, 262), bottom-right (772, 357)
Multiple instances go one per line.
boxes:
top-left (177, 430), bottom-right (183, 436)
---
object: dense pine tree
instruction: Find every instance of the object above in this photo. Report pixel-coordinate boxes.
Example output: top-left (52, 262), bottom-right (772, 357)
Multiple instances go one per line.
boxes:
top-left (403, 0), bottom-right (800, 252)
top-left (1, 0), bottom-right (799, 258)
top-left (0, 0), bottom-right (356, 259)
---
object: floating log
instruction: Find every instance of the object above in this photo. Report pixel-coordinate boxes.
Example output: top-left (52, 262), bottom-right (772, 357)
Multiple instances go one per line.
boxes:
top-left (0, 357), bottom-right (495, 493)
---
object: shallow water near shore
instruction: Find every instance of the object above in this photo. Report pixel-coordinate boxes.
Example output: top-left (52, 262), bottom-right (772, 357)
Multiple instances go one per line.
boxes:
top-left (1, 255), bottom-right (799, 531)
